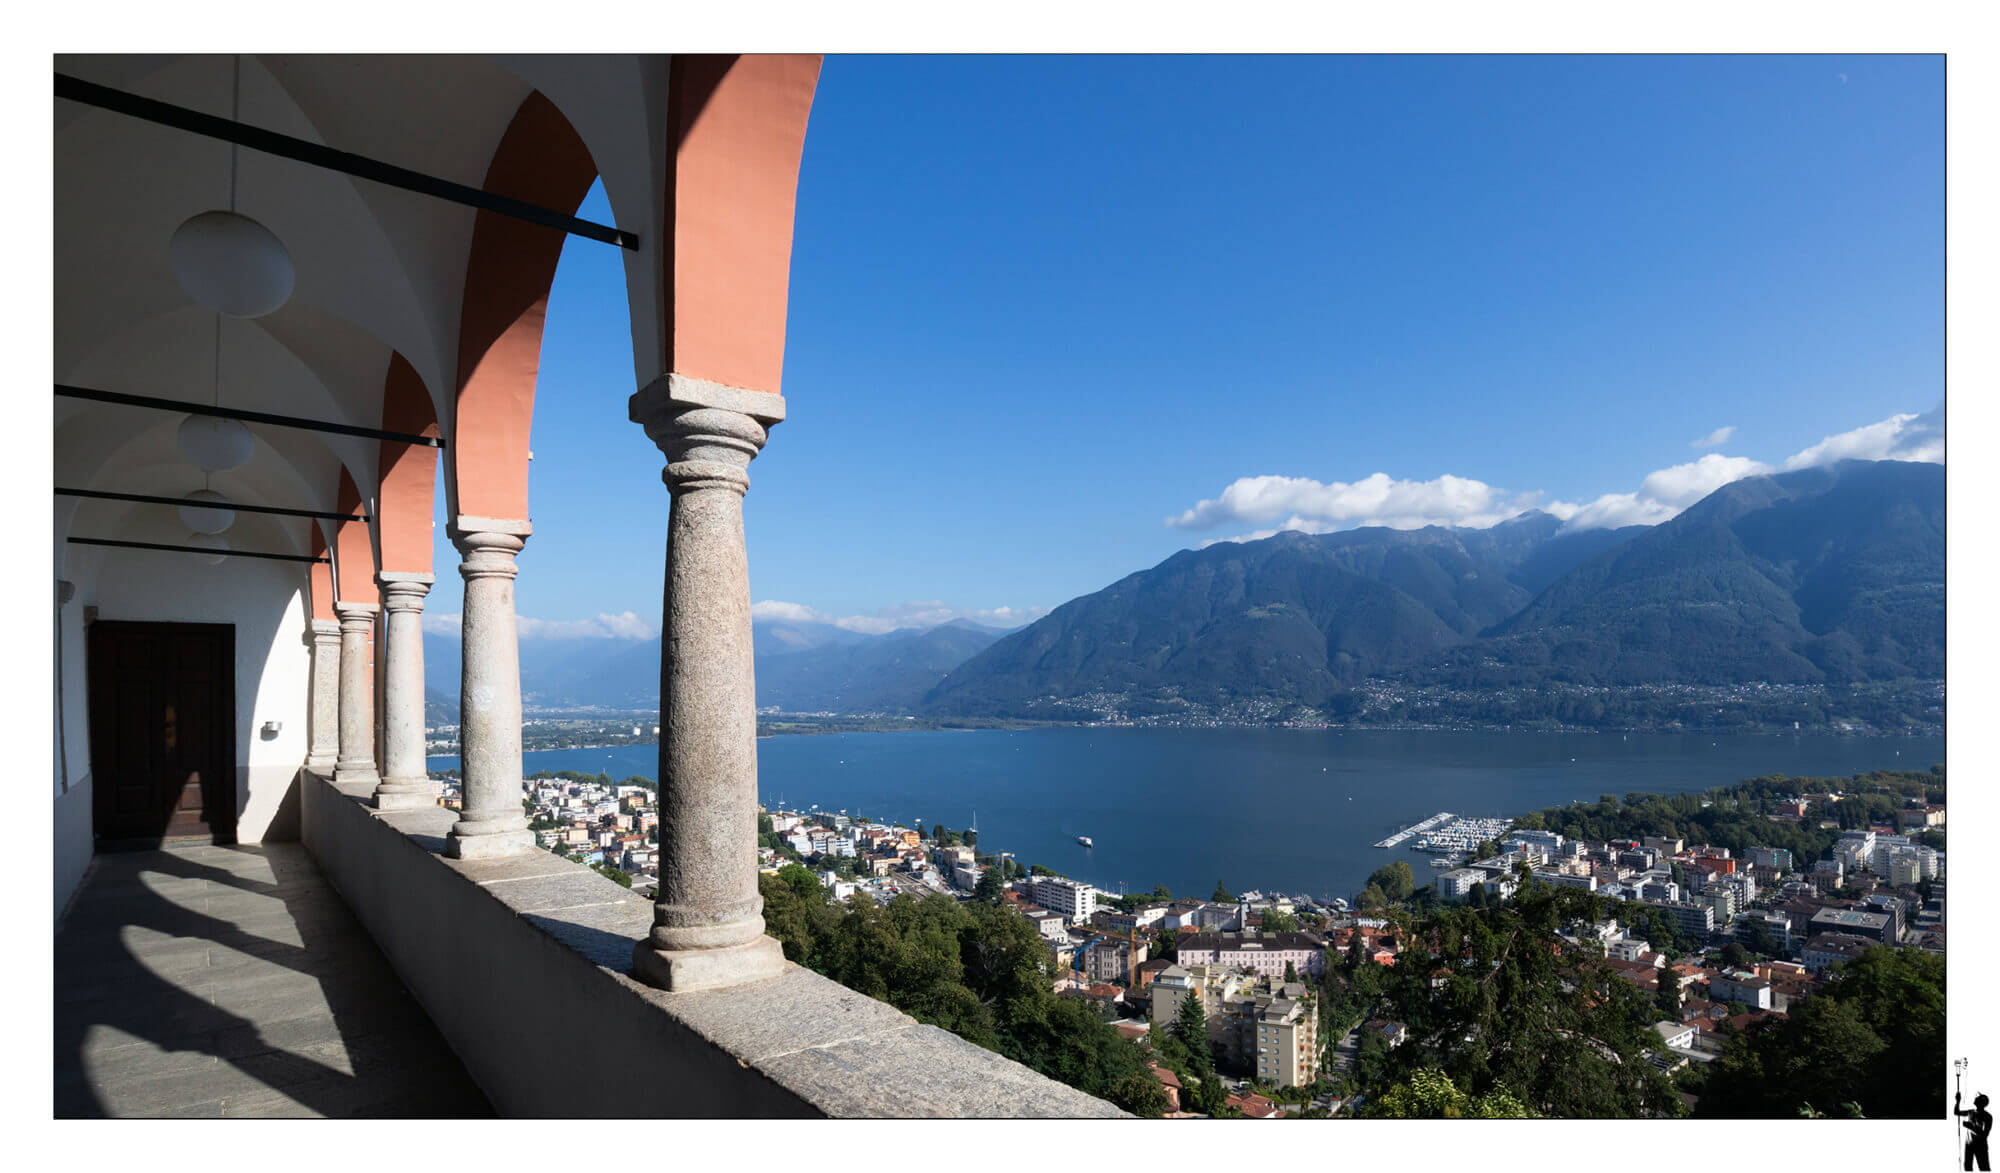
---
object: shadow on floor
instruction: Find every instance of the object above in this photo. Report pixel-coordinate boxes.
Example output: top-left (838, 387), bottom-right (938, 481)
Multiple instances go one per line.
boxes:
top-left (54, 842), bottom-right (492, 1118)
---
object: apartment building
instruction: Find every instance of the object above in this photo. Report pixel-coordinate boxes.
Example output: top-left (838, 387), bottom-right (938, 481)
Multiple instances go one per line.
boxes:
top-left (1148, 965), bottom-right (1320, 1089)
top-left (1031, 877), bottom-right (1097, 924)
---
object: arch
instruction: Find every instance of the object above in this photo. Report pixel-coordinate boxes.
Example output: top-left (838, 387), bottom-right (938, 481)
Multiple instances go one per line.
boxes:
top-left (449, 91), bottom-right (599, 522)
top-left (662, 54), bottom-right (821, 395)
top-left (333, 468), bottom-right (378, 604)
top-left (308, 525), bottom-right (335, 622)
top-left (376, 353), bottom-right (440, 575)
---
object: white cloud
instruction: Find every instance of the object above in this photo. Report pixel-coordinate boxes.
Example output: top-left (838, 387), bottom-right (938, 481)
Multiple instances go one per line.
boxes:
top-left (1783, 405), bottom-right (1944, 470)
top-left (1553, 453), bottom-right (1774, 531)
top-left (751, 598), bottom-right (1049, 634)
top-left (749, 600), bottom-right (825, 624)
top-left (1169, 472), bottom-right (1545, 534)
top-left (421, 611), bottom-right (462, 636)
top-left (1174, 404), bottom-right (1942, 543)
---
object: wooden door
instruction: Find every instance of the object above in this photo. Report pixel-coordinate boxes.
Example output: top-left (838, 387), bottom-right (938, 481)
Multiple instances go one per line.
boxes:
top-left (87, 621), bottom-right (236, 846)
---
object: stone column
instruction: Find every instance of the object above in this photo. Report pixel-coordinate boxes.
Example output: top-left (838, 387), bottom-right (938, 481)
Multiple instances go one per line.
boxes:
top-left (305, 619), bottom-right (341, 770)
top-left (373, 572), bottom-right (438, 810)
top-left (445, 517), bottom-right (534, 858)
top-left (332, 602), bottom-right (381, 784)
top-left (630, 375), bottom-right (787, 991)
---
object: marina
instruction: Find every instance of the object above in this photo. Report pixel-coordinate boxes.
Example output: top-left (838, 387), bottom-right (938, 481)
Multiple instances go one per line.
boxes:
top-left (1412, 815), bottom-right (1516, 856)
top-left (1373, 811), bottom-right (1454, 849)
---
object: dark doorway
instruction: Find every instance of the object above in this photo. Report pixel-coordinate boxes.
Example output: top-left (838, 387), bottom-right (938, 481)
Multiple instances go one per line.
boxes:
top-left (88, 621), bottom-right (237, 847)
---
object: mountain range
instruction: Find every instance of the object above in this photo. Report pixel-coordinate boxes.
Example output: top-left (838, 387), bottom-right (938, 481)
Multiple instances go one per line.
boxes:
top-left (425, 616), bottom-right (1012, 716)
top-left (427, 459), bottom-right (1941, 727)
top-left (925, 459), bottom-right (1942, 718)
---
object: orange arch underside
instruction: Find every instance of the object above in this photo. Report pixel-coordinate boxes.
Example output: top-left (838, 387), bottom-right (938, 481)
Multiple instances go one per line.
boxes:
top-left (665, 54), bottom-right (821, 396)
top-left (378, 353), bottom-right (439, 574)
top-left (308, 526), bottom-right (335, 621)
top-left (452, 91), bottom-right (598, 522)
top-left (334, 471), bottom-right (377, 604)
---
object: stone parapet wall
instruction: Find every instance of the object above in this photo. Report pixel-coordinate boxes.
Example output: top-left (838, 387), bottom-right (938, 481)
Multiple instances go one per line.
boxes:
top-left (298, 768), bottom-right (1122, 1118)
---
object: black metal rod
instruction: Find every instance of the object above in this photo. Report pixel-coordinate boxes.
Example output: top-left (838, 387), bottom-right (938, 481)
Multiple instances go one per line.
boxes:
top-left (57, 384), bottom-right (444, 449)
top-left (68, 536), bottom-right (326, 564)
top-left (55, 73), bottom-right (637, 251)
top-left (56, 486), bottom-right (363, 522)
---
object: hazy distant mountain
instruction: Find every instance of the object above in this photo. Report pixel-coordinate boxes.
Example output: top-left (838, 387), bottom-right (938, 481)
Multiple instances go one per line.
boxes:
top-left (924, 460), bottom-right (1943, 717)
top-left (424, 618), bottom-right (1013, 713)
top-left (755, 621), bottom-right (1006, 713)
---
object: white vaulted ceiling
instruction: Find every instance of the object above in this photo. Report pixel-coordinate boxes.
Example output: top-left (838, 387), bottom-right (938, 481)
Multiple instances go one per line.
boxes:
top-left (53, 53), bottom-right (673, 583)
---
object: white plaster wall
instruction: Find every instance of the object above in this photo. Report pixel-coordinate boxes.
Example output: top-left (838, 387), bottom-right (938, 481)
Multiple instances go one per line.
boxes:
top-left (87, 545), bottom-right (312, 843)
top-left (55, 580), bottom-right (95, 921)
top-left (54, 778), bottom-right (93, 922)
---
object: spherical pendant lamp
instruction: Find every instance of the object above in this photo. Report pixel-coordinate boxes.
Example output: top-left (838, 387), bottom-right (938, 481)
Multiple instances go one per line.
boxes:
top-left (178, 414), bottom-right (255, 472)
top-left (168, 210), bottom-right (295, 319)
top-left (184, 531), bottom-right (230, 565)
top-left (178, 489), bottom-right (236, 534)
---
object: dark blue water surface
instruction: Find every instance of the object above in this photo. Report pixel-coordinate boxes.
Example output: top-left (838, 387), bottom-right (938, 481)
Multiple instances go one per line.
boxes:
top-left (429, 727), bottom-right (1942, 903)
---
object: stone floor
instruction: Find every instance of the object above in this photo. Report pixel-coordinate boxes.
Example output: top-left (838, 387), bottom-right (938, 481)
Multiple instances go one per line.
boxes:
top-left (54, 842), bottom-right (493, 1118)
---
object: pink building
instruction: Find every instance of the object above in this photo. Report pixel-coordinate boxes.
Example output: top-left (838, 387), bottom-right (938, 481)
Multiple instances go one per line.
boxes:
top-left (1171, 931), bottom-right (1326, 978)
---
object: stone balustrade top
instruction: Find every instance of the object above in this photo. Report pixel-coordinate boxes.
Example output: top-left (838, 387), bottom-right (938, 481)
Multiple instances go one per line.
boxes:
top-left (302, 769), bottom-right (1125, 1119)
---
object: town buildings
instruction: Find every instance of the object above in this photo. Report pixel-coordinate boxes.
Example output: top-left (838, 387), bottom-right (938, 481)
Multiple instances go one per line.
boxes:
top-left (1030, 876), bottom-right (1098, 924)
top-left (1173, 931), bottom-right (1328, 979)
top-left (1149, 965), bottom-right (1321, 1089)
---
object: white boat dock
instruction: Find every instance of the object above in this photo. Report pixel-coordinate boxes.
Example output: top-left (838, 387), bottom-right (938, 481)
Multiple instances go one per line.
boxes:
top-left (1374, 811), bottom-right (1454, 849)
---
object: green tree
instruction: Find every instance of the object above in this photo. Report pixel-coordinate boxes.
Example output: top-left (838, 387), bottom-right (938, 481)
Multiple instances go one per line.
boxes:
top-left (1365, 885), bottom-right (1684, 1117)
top-left (974, 865), bottom-right (1006, 905)
top-left (1171, 991), bottom-right (1212, 1076)
top-left (1698, 946), bottom-right (1943, 1119)
top-left (1364, 861), bottom-right (1415, 903)
top-left (1212, 879), bottom-right (1233, 903)
top-left (1369, 1067), bottom-right (1537, 1118)
top-left (594, 864), bottom-right (633, 889)
top-left (1152, 883), bottom-right (1173, 900)
top-left (1108, 1071), bottom-right (1170, 1118)
top-left (1656, 963), bottom-right (1681, 1021)
top-left (1261, 908), bottom-right (1299, 933)
top-left (1285, 960), bottom-right (1298, 985)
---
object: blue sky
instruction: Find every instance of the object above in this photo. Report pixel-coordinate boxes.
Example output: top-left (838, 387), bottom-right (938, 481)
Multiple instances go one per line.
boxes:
top-left (425, 53), bottom-right (1943, 640)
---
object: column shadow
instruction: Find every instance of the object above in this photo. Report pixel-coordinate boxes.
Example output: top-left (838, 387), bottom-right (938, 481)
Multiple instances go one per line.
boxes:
top-left (54, 844), bottom-right (492, 1118)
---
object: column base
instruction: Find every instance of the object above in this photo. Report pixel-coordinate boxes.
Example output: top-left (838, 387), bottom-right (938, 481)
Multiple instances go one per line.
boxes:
top-left (305, 754), bottom-right (337, 772)
top-left (372, 778), bottom-right (442, 810)
top-left (445, 828), bottom-right (535, 859)
top-left (631, 933), bottom-right (787, 993)
top-left (333, 761), bottom-right (380, 784)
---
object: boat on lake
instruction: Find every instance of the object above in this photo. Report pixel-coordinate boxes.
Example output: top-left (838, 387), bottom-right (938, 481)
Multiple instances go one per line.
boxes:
top-left (1076, 835), bottom-right (1093, 848)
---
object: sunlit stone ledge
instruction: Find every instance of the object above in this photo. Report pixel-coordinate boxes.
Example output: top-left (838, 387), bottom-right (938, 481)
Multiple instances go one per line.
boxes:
top-left (298, 768), bottom-right (1125, 1118)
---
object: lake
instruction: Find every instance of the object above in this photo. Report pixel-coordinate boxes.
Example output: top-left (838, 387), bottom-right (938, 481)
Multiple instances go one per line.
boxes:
top-left (428, 727), bottom-right (1942, 904)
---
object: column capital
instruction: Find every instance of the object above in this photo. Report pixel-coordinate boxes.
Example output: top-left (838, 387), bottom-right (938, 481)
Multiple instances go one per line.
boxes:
top-left (449, 517), bottom-right (530, 581)
top-left (632, 373), bottom-right (786, 426)
top-left (309, 618), bottom-right (342, 638)
top-left (378, 572), bottom-right (436, 613)
top-left (333, 601), bottom-right (380, 630)
top-left (630, 379), bottom-right (778, 498)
